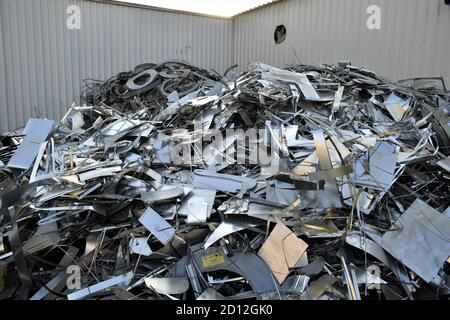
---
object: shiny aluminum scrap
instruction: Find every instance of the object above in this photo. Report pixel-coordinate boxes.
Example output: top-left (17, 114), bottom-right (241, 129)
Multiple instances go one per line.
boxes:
top-left (0, 60), bottom-right (449, 300)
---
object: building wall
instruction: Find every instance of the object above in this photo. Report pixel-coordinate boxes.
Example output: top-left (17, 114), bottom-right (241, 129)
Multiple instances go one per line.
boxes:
top-left (234, 0), bottom-right (450, 85)
top-left (0, 0), bottom-right (234, 131)
top-left (1, 0), bottom-right (449, 132)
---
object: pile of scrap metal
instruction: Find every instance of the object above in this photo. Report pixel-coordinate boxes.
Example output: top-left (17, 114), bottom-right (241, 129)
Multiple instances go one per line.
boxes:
top-left (0, 60), bottom-right (449, 300)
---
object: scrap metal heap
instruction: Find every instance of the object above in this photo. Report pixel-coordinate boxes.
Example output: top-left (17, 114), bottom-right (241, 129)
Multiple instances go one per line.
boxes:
top-left (0, 60), bottom-right (449, 300)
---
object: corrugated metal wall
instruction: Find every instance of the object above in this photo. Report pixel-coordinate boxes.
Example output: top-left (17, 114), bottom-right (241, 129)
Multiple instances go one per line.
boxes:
top-left (1, 0), bottom-right (449, 132)
top-left (234, 0), bottom-right (450, 84)
top-left (0, 0), bottom-right (234, 132)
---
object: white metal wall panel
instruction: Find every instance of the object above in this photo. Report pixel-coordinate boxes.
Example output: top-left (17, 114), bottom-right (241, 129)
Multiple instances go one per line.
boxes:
top-left (234, 0), bottom-right (450, 85)
top-left (0, 7), bottom-right (7, 132)
top-left (1, 0), bottom-right (449, 132)
top-left (0, 0), bottom-right (234, 132)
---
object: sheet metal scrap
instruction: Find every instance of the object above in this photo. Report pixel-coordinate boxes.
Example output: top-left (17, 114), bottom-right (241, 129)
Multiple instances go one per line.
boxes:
top-left (0, 60), bottom-right (449, 300)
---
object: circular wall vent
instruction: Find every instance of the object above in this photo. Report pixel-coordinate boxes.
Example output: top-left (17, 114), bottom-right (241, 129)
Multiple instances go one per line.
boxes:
top-left (274, 25), bottom-right (287, 44)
